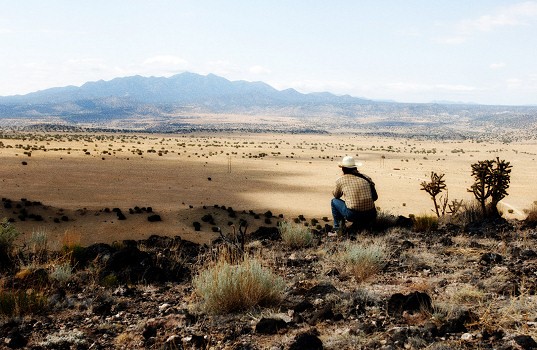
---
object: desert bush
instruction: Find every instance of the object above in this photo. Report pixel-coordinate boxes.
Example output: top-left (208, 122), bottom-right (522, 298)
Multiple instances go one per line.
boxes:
top-left (29, 228), bottom-right (48, 263)
top-left (468, 157), bottom-right (512, 217)
top-left (447, 200), bottom-right (484, 226)
top-left (49, 262), bottom-right (73, 284)
top-left (412, 214), bottom-right (438, 232)
top-left (373, 209), bottom-right (400, 231)
top-left (339, 240), bottom-right (388, 283)
top-left (0, 218), bottom-right (20, 268)
top-left (193, 254), bottom-right (285, 314)
top-left (451, 285), bottom-right (486, 304)
top-left (278, 221), bottom-right (314, 248)
top-left (0, 289), bottom-right (47, 316)
top-left (525, 201), bottom-right (537, 224)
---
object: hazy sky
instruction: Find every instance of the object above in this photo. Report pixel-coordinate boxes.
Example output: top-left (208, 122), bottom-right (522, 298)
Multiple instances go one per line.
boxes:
top-left (1, 1), bottom-right (536, 105)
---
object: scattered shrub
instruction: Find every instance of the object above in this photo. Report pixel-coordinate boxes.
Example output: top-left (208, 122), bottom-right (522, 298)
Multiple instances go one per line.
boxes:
top-left (29, 228), bottom-right (48, 263)
top-left (448, 200), bottom-right (484, 226)
top-left (412, 214), bottom-right (438, 232)
top-left (278, 221), bottom-right (314, 248)
top-left (0, 289), bottom-right (47, 316)
top-left (0, 218), bottom-right (20, 268)
top-left (49, 263), bottom-right (73, 284)
top-left (525, 202), bottom-right (537, 224)
top-left (193, 255), bottom-right (284, 314)
top-left (339, 240), bottom-right (388, 283)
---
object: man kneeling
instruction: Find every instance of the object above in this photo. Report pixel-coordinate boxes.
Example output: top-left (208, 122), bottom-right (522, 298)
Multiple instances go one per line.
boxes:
top-left (331, 156), bottom-right (377, 235)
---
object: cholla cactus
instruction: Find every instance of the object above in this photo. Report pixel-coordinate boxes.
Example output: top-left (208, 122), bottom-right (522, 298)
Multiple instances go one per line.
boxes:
top-left (420, 172), bottom-right (447, 217)
top-left (468, 157), bottom-right (512, 217)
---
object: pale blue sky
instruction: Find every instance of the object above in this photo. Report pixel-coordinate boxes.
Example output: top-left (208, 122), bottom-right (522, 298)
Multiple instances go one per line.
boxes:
top-left (1, 1), bottom-right (536, 105)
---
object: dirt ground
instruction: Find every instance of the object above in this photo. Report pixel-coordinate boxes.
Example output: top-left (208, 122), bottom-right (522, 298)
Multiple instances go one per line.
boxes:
top-left (1, 132), bottom-right (536, 246)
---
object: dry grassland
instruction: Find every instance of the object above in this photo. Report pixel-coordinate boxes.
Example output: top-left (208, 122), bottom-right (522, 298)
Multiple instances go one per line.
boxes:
top-left (1, 132), bottom-right (536, 246)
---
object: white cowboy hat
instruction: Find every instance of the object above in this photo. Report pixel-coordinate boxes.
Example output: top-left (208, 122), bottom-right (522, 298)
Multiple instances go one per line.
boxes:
top-left (338, 156), bottom-right (363, 168)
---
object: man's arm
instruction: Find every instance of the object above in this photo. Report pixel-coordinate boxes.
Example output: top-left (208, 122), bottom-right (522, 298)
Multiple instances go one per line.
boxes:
top-left (333, 179), bottom-right (343, 198)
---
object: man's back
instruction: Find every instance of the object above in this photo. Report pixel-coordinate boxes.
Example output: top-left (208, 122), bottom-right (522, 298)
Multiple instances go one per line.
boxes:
top-left (333, 174), bottom-right (375, 211)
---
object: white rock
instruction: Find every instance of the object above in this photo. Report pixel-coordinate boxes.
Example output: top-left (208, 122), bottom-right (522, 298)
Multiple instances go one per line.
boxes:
top-left (461, 333), bottom-right (473, 341)
top-left (159, 303), bottom-right (171, 311)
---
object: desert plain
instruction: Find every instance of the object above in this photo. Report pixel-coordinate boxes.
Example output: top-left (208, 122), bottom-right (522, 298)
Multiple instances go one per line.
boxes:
top-left (1, 131), bottom-right (536, 246)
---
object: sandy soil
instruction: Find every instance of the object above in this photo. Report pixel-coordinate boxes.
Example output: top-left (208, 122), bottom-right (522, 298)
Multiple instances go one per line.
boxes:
top-left (1, 132), bottom-right (536, 246)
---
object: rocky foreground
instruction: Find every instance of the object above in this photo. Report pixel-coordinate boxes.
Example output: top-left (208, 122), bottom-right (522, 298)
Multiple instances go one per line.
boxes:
top-left (1, 213), bottom-right (537, 350)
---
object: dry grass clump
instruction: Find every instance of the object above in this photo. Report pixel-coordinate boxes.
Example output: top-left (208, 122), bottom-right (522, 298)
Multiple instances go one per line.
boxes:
top-left (193, 253), bottom-right (285, 314)
top-left (450, 285), bottom-right (486, 304)
top-left (525, 201), bottom-right (537, 224)
top-left (411, 214), bottom-right (438, 232)
top-left (278, 220), bottom-right (314, 248)
top-left (449, 200), bottom-right (484, 226)
top-left (49, 262), bottom-right (73, 284)
top-left (338, 239), bottom-right (388, 283)
top-left (0, 288), bottom-right (48, 316)
top-left (0, 218), bottom-right (19, 256)
top-left (490, 281), bottom-right (537, 336)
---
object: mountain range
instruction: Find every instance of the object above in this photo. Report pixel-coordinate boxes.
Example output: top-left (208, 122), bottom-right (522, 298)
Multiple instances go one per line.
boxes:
top-left (0, 72), bottom-right (369, 109)
top-left (0, 72), bottom-right (536, 140)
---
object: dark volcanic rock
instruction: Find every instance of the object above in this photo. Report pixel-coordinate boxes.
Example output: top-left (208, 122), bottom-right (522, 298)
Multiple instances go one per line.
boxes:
top-left (304, 283), bottom-right (339, 298)
top-left (307, 305), bottom-right (336, 325)
top-left (4, 327), bottom-right (28, 349)
top-left (513, 335), bottom-right (537, 350)
top-left (387, 291), bottom-right (433, 317)
top-left (148, 214), bottom-right (162, 222)
top-left (255, 318), bottom-right (287, 334)
top-left (289, 331), bottom-right (323, 350)
top-left (437, 310), bottom-right (477, 336)
top-left (74, 243), bottom-right (115, 268)
top-left (480, 252), bottom-right (503, 265)
top-left (250, 226), bottom-right (280, 241)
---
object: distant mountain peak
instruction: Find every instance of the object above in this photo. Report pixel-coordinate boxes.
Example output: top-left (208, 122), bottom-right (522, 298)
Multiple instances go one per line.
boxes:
top-left (0, 72), bottom-right (371, 107)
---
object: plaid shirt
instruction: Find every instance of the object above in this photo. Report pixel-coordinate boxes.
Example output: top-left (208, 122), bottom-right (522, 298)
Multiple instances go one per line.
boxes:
top-left (333, 174), bottom-right (375, 211)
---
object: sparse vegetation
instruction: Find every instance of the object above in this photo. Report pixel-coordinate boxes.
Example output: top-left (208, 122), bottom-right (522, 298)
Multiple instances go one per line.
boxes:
top-left (193, 254), bottom-right (285, 314)
top-left (338, 239), bottom-right (388, 283)
top-left (412, 214), bottom-right (439, 232)
top-left (0, 289), bottom-right (48, 316)
top-left (0, 132), bottom-right (536, 348)
top-left (278, 221), bottom-right (314, 248)
top-left (0, 218), bottom-right (20, 268)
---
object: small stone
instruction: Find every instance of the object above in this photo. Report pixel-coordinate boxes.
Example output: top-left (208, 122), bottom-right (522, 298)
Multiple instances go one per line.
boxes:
top-left (461, 333), bottom-right (473, 341)
top-left (159, 303), bottom-right (171, 312)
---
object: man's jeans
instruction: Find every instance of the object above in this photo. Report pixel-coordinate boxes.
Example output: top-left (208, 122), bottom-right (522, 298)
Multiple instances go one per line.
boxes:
top-left (331, 198), bottom-right (376, 230)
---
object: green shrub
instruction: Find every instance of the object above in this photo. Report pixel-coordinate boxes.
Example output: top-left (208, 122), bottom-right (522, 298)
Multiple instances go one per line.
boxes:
top-left (339, 240), bottom-right (388, 283)
top-left (278, 221), bottom-right (314, 248)
top-left (193, 255), bottom-right (285, 314)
